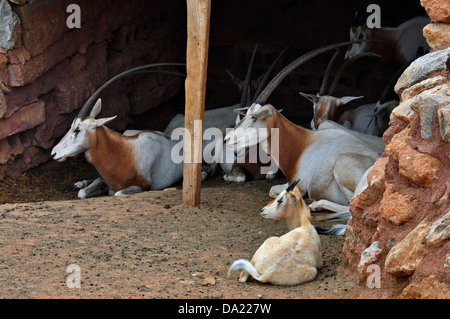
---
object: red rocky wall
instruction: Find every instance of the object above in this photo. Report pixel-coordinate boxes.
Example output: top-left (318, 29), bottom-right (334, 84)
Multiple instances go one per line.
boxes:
top-left (0, 0), bottom-right (186, 178)
top-left (341, 0), bottom-right (450, 299)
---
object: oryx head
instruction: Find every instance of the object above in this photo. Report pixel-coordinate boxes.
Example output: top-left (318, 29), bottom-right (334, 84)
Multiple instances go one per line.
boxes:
top-left (226, 41), bottom-right (369, 155)
top-left (345, 25), bottom-right (372, 60)
top-left (50, 62), bottom-right (186, 162)
top-left (51, 99), bottom-right (116, 162)
top-left (225, 104), bottom-right (273, 157)
top-left (260, 180), bottom-right (308, 222)
top-left (300, 93), bottom-right (363, 129)
top-left (300, 50), bottom-right (378, 129)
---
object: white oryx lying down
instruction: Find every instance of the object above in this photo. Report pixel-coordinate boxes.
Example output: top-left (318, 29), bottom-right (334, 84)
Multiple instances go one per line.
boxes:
top-left (51, 99), bottom-right (183, 198)
top-left (228, 181), bottom-right (322, 285)
top-left (51, 63), bottom-right (185, 198)
top-left (225, 41), bottom-right (383, 234)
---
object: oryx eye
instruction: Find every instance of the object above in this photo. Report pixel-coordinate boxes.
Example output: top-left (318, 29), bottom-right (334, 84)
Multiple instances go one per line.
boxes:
top-left (74, 128), bottom-right (80, 135)
top-left (251, 116), bottom-right (257, 121)
top-left (277, 198), bottom-right (283, 204)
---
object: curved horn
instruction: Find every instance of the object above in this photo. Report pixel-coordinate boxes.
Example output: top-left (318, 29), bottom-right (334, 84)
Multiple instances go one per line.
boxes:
top-left (319, 48), bottom-right (340, 95)
top-left (255, 40), bottom-right (368, 105)
top-left (78, 62), bottom-right (186, 118)
top-left (328, 52), bottom-right (380, 95)
top-left (240, 45), bottom-right (258, 108)
top-left (251, 46), bottom-right (289, 103)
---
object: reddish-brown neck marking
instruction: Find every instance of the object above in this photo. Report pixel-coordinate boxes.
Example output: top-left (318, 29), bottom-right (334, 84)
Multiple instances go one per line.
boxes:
top-left (87, 126), bottom-right (151, 192)
top-left (265, 110), bottom-right (312, 184)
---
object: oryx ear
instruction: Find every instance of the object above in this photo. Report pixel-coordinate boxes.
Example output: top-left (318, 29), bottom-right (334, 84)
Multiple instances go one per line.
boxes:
top-left (94, 115), bottom-right (117, 127)
top-left (337, 96), bottom-right (363, 106)
top-left (299, 92), bottom-right (320, 104)
top-left (90, 98), bottom-right (102, 118)
top-left (233, 107), bottom-right (248, 116)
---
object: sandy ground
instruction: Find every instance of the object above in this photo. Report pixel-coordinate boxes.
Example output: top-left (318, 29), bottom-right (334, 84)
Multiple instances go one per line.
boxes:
top-left (0, 157), bottom-right (363, 299)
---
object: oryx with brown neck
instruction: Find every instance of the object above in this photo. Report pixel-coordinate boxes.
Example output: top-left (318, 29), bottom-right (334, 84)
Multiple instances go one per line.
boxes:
top-left (51, 63), bottom-right (185, 198)
top-left (226, 42), bottom-right (381, 216)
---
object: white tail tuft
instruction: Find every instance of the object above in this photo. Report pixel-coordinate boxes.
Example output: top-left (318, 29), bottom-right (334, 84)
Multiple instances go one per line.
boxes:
top-left (228, 259), bottom-right (260, 280)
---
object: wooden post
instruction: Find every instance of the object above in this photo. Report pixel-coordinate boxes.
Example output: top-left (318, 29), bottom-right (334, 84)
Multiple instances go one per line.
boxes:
top-left (182, 0), bottom-right (211, 206)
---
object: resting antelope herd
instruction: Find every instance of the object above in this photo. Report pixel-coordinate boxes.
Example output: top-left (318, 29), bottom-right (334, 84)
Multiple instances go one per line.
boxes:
top-left (48, 9), bottom-right (431, 286)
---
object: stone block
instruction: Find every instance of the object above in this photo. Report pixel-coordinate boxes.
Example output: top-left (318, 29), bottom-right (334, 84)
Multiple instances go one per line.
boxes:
top-left (0, 0), bottom-right (21, 50)
top-left (0, 99), bottom-right (45, 140)
top-left (421, 0), bottom-right (450, 22)
top-left (423, 23), bottom-right (450, 49)
top-left (385, 219), bottom-right (431, 277)
top-left (425, 212), bottom-right (450, 247)
top-left (394, 48), bottom-right (450, 95)
top-left (438, 104), bottom-right (450, 142)
top-left (400, 76), bottom-right (446, 101)
top-left (410, 84), bottom-right (450, 140)
top-left (379, 183), bottom-right (418, 226)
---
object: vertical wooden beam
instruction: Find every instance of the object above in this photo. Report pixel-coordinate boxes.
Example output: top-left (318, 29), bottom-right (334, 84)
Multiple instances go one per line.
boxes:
top-left (182, 0), bottom-right (211, 206)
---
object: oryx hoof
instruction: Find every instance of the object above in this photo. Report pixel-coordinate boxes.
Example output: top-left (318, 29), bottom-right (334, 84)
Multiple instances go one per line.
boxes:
top-left (223, 173), bottom-right (246, 183)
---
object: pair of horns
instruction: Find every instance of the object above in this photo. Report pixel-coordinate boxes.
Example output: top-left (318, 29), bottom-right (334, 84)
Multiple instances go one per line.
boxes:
top-left (239, 45), bottom-right (289, 109)
top-left (320, 51), bottom-right (380, 96)
top-left (78, 62), bottom-right (186, 118)
top-left (254, 39), bottom-right (372, 105)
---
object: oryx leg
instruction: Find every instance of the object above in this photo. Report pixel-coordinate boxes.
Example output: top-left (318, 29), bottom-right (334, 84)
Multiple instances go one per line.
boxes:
top-left (201, 163), bottom-right (219, 182)
top-left (265, 170), bottom-right (277, 180)
top-left (78, 177), bottom-right (108, 199)
top-left (114, 186), bottom-right (143, 196)
top-left (223, 165), bottom-right (246, 183)
top-left (71, 179), bottom-right (95, 191)
top-left (309, 200), bottom-right (349, 213)
top-left (309, 200), bottom-right (351, 222)
top-left (333, 153), bottom-right (375, 202)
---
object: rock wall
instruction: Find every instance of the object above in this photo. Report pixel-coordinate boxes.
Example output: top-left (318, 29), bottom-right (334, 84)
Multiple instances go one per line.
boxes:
top-left (342, 0), bottom-right (450, 298)
top-left (0, 0), bottom-right (186, 178)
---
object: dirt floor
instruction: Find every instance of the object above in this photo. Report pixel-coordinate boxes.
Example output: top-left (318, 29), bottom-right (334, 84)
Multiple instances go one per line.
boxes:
top-left (0, 157), bottom-right (364, 299)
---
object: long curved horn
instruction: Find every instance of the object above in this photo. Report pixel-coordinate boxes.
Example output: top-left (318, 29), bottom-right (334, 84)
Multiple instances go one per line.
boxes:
top-left (240, 45), bottom-right (258, 108)
top-left (328, 52), bottom-right (380, 95)
top-left (255, 40), bottom-right (368, 105)
top-left (251, 46), bottom-right (289, 103)
top-left (78, 62), bottom-right (186, 118)
top-left (319, 48), bottom-right (340, 95)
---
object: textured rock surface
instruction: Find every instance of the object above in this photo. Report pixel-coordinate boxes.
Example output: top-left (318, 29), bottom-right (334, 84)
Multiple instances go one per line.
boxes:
top-left (0, 0), bottom-right (21, 51)
top-left (420, 0), bottom-right (450, 22)
top-left (0, 0), bottom-right (186, 178)
top-left (425, 212), bottom-right (450, 247)
top-left (423, 23), bottom-right (450, 48)
top-left (385, 220), bottom-right (430, 277)
top-left (343, 45), bottom-right (450, 298)
top-left (438, 105), bottom-right (450, 141)
top-left (394, 48), bottom-right (450, 94)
